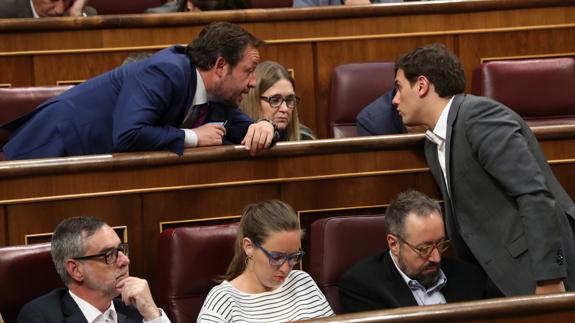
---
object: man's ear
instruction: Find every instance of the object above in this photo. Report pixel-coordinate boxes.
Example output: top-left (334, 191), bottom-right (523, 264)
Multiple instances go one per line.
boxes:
top-left (416, 75), bottom-right (430, 97)
top-left (66, 259), bottom-right (84, 283)
top-left (387, 234), bottom-right (400, 256)
top-left (214, 57), bottom-right (228, 78)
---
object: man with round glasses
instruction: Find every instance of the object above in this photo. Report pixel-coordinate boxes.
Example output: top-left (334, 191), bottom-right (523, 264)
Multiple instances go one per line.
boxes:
top-left (18, 216), bottom-right (170, 323)
top-left (339, 190), bottom-right (485, 313)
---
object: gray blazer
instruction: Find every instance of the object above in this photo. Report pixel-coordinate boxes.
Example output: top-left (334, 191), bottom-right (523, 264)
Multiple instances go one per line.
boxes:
top-left (294, 0), bottom-right (403, 7)
top-left (0, 0), bottom-right (32, 18)
top-left (425, 93), bottom-right (575, 296)
top-left (0, 0), bottom-right (96, 18)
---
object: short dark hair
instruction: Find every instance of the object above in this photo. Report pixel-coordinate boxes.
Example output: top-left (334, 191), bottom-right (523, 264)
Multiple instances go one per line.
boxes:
top-left (395, 43), bottom-right (466, 98)
top-left (51, 216), bottom-right (107, 285)
top-left (186, 21), bottom-right (262, 70)
top-left (384, 190), bottom-right (442, 238)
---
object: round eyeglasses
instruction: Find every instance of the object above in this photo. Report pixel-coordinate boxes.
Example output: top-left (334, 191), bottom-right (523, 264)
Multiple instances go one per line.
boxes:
top-left (260, 94), bottom-right (301, 109)
top-left (72, 243), bottom-right (128, 265)
top-left (396, 236), bottom-right (450, 259)
top-left (254, 241), bottom-right (305, 267)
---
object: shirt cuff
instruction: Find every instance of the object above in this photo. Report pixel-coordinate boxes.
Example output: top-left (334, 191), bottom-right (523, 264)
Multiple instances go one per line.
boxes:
top-left (183, 129), bottom-right (198, 147)
top-left (143, 308), bottom-right (171, 323)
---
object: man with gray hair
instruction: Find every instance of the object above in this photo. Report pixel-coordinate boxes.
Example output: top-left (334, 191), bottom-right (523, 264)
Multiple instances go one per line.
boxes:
top-left (339, 190), bottom-right (485, 313)
top-left (18, 216), bottom-right (170, 322)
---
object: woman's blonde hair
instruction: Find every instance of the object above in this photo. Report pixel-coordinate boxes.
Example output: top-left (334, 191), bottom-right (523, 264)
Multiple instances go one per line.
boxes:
top-left (221, 200), bottom-right (301, 281)
top-left (240, 61), bottom-right (302, 141)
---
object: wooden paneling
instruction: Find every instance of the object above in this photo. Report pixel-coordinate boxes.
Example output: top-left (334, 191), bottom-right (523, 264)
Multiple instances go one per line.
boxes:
top-left (33, 51), bottom-right (141, 85)
top-left (101, 25), bottom-right (204, 48)
top-left (0, 56), bottom-right (33, 87)
top-left (0, 29), bottom-right (104, 52)
top-left (550, 164), bottom-right (575, 198)
top-left (5, 195), bottom-right (146, 276)
top-left (0, 206), bottom-right (6, 247)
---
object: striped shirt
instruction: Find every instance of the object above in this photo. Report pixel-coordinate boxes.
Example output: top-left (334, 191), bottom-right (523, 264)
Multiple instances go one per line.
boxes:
top-left (198, 270), bottom-right (334, 323)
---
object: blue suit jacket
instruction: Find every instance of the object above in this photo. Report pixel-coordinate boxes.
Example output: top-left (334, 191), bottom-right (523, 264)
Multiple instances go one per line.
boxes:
top-left (356, 89), bottom-right (407, 136)
top-left (2, 46), bottom-right (252, 160)
top-left (17, 288), bottom-right (143, 323)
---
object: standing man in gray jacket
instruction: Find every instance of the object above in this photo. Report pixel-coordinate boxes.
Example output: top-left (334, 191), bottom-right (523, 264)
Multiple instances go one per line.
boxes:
top-left (392, 43), bottom-right (575, 296)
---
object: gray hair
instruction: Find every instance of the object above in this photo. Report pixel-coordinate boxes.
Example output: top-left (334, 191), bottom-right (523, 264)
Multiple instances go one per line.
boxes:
top-left (51, 216), bottom-right (106, 285)
top-left (384, 190), bottom-right (442, 238)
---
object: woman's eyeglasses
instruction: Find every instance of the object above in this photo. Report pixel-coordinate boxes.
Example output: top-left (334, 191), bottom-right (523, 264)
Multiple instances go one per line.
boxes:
top-left (260, 94), bottom-right (301, 109)
top-left (254, 241), bottom-right (305, 267)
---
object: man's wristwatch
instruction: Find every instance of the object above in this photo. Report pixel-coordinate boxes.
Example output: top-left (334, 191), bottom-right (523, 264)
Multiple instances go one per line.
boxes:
top-left (256, 118), bottom-right (278, 133)
top-left (256, 118), bottom-right (280, 143)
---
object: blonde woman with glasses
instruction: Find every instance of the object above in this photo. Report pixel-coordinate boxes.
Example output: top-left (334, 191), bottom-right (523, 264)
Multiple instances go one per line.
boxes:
top-left (240, 61), bottom-right (316, 141)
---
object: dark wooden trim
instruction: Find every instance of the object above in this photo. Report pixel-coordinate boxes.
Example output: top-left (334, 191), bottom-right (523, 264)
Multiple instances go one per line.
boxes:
top-left (0, 0), bottom-right (572, 32)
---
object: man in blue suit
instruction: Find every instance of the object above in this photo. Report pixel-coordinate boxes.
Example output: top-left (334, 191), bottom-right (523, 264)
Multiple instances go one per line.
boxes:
top-left (3, 22), bottom-right (276, 160)
top-left (356, 89), bottom-right (407, 136)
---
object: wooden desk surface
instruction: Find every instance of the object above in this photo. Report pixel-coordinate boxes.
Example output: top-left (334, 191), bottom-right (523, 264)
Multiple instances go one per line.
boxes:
top-left (301, 292), bottom-right (575, 322)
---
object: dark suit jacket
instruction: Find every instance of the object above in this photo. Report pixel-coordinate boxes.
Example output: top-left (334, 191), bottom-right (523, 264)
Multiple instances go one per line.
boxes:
top-left (356, 89), bottom-right (407, 136)
top-left (17, 288), bottom-right (143, 323)
top-left (0, 0), bottom-right (96, 18)
top-left (425, 94), bottom-right (575, 296)
top-left (2, 46), bottom-right (253, 160)
top-left (339, 251), bottom-right (485, 313)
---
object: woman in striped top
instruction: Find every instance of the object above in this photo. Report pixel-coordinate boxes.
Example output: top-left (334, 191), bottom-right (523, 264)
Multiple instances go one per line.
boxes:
top-left (198, 200), bottom-right (334, 322)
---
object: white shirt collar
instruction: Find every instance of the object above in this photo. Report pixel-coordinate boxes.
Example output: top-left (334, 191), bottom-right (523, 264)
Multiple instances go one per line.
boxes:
top-left (69, 290), bottom-right (116, 323)
top-left (389, 250), bottom-right (447, 294)
top-left (425, 96), bottom-right (455, 150)
top-left (192, 68), bottom-right (207, 106)
top-left (29, 0), bottom-right (40, 18)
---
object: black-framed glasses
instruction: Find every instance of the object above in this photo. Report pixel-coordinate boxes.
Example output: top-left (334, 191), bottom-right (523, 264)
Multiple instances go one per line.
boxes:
top-left (260, 94), bottom-right (301, 109)
top-left (396, 236), bottom-right (450, 259)
top-left (72, 243), bottom-right (128, 265)
top-left (253, 241), bottom-right (305, 267)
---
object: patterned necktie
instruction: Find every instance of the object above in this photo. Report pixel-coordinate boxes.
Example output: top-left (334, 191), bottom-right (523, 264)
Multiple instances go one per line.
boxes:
top-left (181, 103), bottom-right (209, 129)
